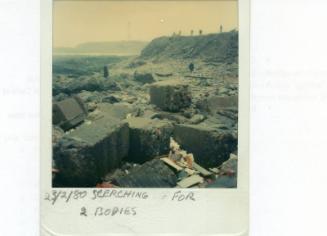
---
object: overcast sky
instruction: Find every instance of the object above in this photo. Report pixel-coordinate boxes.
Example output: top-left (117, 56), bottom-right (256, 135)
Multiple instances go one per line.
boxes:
top-left (53, 1), bottom-right (238, 47)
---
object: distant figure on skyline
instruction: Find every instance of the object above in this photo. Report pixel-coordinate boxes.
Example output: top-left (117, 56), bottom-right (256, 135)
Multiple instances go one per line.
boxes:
top-left (220, 25), bottom-right (223, 33)
top-left (199, 29), bottom-right (202, 35)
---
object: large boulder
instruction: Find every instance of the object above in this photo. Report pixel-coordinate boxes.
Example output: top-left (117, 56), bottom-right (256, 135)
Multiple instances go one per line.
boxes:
top-left (126, 117), bottom-right (174, 163)
top-left (53, 115), bottom-right (129, 187)
top-left (52, 96), bottom-right (88, 131)
top-left (149, 79), bottom-right (191, 112)
top-left (173, 124), bottom-right (237, 168)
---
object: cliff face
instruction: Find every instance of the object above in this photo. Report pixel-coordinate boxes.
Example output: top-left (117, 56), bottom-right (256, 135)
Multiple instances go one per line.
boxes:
top-left (140, 31), bottom-right (238, 63)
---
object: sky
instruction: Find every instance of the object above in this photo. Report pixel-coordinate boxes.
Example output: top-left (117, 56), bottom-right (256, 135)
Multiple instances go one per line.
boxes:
top-left (53, 1), bottom-right (238, 47)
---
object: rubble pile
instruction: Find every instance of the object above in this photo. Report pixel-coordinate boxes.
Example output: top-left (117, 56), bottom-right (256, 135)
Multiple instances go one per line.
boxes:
top-left (52, 38), bottom-right (239, 188)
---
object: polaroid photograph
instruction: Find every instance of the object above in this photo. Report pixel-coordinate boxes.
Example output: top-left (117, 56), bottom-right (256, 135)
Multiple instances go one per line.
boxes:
top-left (41, 0), bottom-right (249, 235)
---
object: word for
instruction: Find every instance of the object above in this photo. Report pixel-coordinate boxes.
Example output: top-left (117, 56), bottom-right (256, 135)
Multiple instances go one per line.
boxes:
top-left (171, 191), bottom-right (196, 201)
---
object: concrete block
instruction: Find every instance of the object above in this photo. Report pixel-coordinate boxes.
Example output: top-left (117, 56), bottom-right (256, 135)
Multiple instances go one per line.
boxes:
top-left (53, 96), bottom-right (88, 131)
top-left (173, 124), bottom-right (237, 168)
top-left (127, 117), bottom-right (174, 163)
top-left (149, 79), bottom-right (191, 112)
top-left (53, 116), bottom-right (129, 187)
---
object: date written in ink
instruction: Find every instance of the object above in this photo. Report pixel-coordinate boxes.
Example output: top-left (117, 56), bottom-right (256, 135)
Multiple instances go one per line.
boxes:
top-left (44, 190), bottom-right (87, 205)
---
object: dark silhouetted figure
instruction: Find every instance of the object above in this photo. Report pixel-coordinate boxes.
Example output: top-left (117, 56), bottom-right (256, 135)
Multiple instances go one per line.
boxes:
top-left (104, 65), bottom-right (109, 79)
top-left (188, 63), bottom-right (194, 73)
top-left (199, 29), bottom-right (202, 35)
top-left (220, 25), bottom-right (223, 33)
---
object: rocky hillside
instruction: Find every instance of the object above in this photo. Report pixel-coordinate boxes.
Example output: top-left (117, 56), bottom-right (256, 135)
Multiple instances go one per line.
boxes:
top-left (140, 31), bottom-right (238, 63)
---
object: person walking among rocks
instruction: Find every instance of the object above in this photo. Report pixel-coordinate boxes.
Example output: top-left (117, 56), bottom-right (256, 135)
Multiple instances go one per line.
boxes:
top-left (188, 62), bottom-right (194, 73)
top-left (104, 65), bottom-right (109, 79)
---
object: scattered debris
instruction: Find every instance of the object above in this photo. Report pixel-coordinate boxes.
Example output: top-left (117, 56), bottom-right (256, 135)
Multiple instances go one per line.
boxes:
top-left (192, 162), bottom-right (212, 177)
top-left (160, 157), bottom-right (183, 171)
top-left (177, 174), bottom-right (203, 188)
top-left (168, 137), bottom-right (194, 168)
top-left (209, 167), bottom-right (220, 174)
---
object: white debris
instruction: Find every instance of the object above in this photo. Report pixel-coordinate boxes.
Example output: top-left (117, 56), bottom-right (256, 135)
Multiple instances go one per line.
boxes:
top-left (168, 137), bottom-right (194, 168)
top-left (177, 174), bottom-right (204, 188)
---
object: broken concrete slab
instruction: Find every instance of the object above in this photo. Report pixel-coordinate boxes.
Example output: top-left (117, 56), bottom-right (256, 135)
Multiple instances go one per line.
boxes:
top-left (126, 117), bottom-right (174, 163)
top-left (189, 114), bottom-right (206, 124)
top-left (134, 72), bottom-right (155, 84)
top-left (149, 79), bottom-right (191, 112)
top-left (173, 124), bottom-right (237, 168)
top-left (177, 174), bottom-right (204, 188)
top-left (160, 157), bottom-right (183, 171)
top-left (77, 90), bottom-right (101, 103)
top-left (155, 72), bottom-right (173, 77)
top-left (112, 159), bottom-right (177, 188)
top-left (192, 162), bottom-right (213, 177)
top-left (52, 95), bottom-right (88, 131)
top-left (101, 95), bottom-right (121, 104)
top-left (196, 95), bottom-right (238, 114)
top-left (150, 111), bottom-right (187, 124)
top-left (53, 115), bottom-right (129, 187)
top-left (97, 102), bottom-right (135, 120)
top-left (184, 168), bottom-right (197, 176)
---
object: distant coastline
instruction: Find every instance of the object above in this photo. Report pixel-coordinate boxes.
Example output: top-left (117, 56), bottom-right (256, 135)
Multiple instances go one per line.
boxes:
top-left (53, 52), bottom-right (138, 56)
top-left (53, 41), bottom-right (148, 56)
